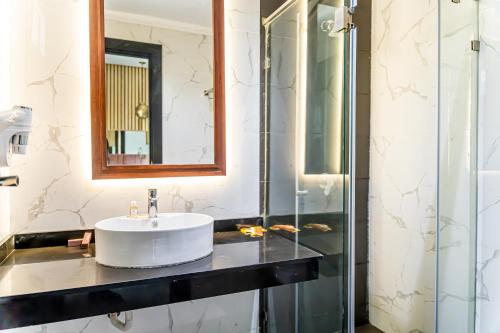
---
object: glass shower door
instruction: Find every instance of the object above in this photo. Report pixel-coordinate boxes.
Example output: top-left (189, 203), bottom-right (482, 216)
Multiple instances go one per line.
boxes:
top-left (264, 0), bottom-right (357, 331)
top-left (295, 1), bottom-right (356, 332)
top-left (437, 0), bottom-right (479, 332)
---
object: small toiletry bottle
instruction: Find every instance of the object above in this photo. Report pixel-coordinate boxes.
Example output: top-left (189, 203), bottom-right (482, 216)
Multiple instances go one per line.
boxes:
top-left (129, 200), bottom-right (139, 218)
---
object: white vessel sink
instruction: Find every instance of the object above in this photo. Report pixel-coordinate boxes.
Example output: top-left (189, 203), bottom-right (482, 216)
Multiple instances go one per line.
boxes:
top-left (95, 213), bottom-right (214, 268)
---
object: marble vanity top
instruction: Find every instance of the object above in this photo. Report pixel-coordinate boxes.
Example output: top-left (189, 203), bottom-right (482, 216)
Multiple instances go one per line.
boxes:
top-left (0, 232), bottom-right (322, 330)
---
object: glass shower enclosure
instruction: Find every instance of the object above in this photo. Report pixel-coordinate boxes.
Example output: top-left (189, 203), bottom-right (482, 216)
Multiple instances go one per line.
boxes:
top-left (439, 0), bottom-right (500, 331)
top-left (262, 0), bottom-right (357, 331)
top-left (437, 0), bottom-right (479, 331)
top-left (436, 0), bottom-right (500, 332)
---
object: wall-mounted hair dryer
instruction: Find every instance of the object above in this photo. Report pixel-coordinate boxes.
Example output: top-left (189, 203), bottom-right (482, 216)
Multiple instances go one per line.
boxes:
top-left (0, 106), bottom-right (32, 187)
top-left (0, 106), bottom-right (32, 168)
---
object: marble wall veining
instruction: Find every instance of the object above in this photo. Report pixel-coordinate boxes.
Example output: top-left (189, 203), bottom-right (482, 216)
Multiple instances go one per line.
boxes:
top-left (0, 170), bottom-right (10, 241)
top-left (0, 0), bottom-right (13, 240)
top-left (3, 290), bottom-right (259, 333)
top-left (438, 1), bottom-right (500, 332)
top-left (477, 0), bottom-right (500, 331)
top-left (7, 0), bottom-right (260, 234)
top-left (369, 0), bottom-right (438, 332)
top-left (437, 1), bottom-right (478, 331)
top-left (371, 1), bottom-right (500, 332)
top-left (4, 0), bottom-right (261, 332)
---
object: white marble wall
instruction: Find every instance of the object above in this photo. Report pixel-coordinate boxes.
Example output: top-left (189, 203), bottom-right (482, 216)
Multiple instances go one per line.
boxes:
top-left (3, 291), bottom-right (259, 333)
top-left (105, 18), bottom-right (215, 165)
top-left (476, 0), bottom-right (500, 332)
top-left (0, 1), bottom-right (12, 240)
top-left (8, 0), bottom-right (260, 234)
top-left (377, 1), bottom-right (500, 332)
top-left (0, 168), bottom-right (10, 241)
top-left (5, 0), bottom-right (260, 332)
top-left (369, 1), bottom-right (438, 332)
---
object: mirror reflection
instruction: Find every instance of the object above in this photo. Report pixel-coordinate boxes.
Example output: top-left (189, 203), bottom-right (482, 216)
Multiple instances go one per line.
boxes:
top-left (304, 3), bottom-right (345, 175)
top-left (104, 0), bottom-right (215, 166)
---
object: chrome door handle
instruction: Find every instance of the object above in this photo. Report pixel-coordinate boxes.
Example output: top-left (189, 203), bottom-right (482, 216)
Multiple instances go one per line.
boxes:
top-left (296, 190), bottom-right (309, 197)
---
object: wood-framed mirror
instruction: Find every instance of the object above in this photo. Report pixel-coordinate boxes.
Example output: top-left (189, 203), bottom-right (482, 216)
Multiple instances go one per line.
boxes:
top-left (89, 0), bottom-right (225, 179)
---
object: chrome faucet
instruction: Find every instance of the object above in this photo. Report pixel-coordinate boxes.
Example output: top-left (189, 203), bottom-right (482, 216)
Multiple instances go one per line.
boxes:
top-left (148, 189), bottom-right (159, 219)
top-left (0, 176), bottom-right (19, 187)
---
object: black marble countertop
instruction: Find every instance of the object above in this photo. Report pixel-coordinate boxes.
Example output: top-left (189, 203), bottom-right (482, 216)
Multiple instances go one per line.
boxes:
top-left (0, 232), bottom-right (322, 330)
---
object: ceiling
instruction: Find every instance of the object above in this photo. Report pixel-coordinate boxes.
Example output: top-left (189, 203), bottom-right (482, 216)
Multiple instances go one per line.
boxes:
top-left (104, 0), bottom-right (213, 29)
top-left (105, 54), bottom-right (149, 68)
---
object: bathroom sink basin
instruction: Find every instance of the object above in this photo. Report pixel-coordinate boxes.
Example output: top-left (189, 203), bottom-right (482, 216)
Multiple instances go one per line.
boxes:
top-left (95, 213), bottom-right (214, 268)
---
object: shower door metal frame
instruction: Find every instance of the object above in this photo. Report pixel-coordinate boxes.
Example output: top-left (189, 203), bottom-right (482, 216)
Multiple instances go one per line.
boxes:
top-left (346, 3), bottom-right (357, 331)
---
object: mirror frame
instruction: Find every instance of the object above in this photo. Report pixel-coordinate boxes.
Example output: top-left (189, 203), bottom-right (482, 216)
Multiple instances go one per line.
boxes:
top-left (89, 0), bottom-right (226, 179)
